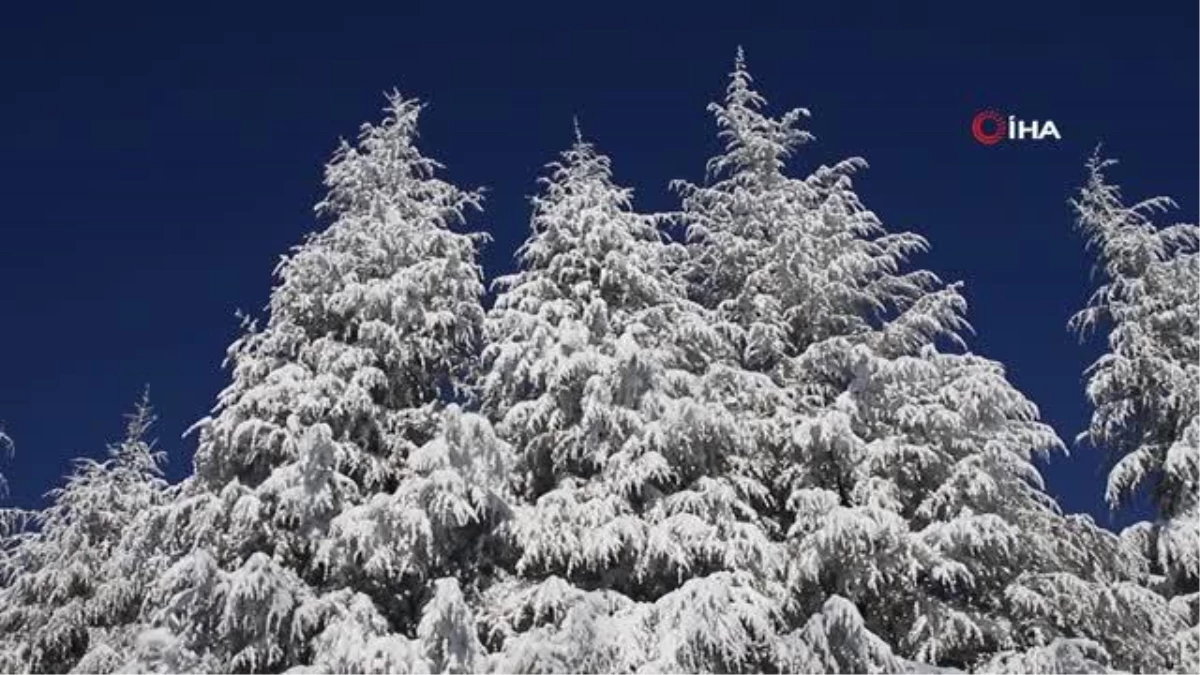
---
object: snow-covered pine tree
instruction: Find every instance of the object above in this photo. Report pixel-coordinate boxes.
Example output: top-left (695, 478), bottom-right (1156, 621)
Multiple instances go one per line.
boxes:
top-left (673, 49), bottom-right (1184, 673)
top-left (0, 391), bottom-right (169, 674)
top-left (127, 92), bottom-right (511, 674)
top-left (1070, 150), bottom-right (1200, 672)
top-left (480, 125), bottom-right (790, 672)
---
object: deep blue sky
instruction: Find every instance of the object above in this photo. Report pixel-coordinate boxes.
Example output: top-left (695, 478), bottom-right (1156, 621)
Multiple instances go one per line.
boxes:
top-left (1, 1), bottom-right (1195, 529)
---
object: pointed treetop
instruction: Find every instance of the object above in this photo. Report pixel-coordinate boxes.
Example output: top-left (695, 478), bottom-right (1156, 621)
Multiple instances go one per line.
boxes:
top-left (572, 115), bottom-right (584, 145)
top-left (109, 387), bottom-right (164, 475)
top-left (694, 47), bottom-right (812, 182)
top-left (314, 89), bottom-right (470, 228)
top-left (1070, 147), bottom-right (1189, 289)
top-left (382, 87), bottom-right (426, 128)
top-left (1082, 143), bottom-right (1118, 190)
top-left (725, 46), bottom-right (758, 110)
top-left (549, 118), bottom-right (611, 188)
top-left (126, 384), bottom-right (155, 436)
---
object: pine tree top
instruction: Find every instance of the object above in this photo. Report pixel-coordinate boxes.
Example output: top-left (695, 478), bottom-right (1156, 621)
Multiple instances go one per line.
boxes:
top-left (706, 48), bottom-right (813, 184)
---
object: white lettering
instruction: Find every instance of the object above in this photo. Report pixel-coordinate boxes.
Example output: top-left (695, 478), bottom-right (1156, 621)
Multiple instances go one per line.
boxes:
top-left (1038, 120), bottom-right (1062, 140)
top-left (1015, 119), bottom-right (1041, 139)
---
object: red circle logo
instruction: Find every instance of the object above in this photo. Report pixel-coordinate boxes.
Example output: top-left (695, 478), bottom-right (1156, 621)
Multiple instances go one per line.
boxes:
top-left (971, 110), bottom-right (1006, 145)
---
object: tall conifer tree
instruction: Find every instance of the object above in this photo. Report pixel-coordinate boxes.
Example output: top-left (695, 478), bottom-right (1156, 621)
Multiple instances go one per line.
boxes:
top-left (673, 50), bottom-right (1184, 673)
top-left (0, 393), bottom-right (168, 674)
top-left (481, 127), bottom-right (788, 672)
top-left (127, 93), bottom-right (510, 673)
top-left (1070, 151), bottom-right (1199, 672)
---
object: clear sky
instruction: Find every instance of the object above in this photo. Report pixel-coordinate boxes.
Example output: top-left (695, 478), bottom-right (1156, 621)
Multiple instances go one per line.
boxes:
top-left (0, 1), bottom-right (1195, 529)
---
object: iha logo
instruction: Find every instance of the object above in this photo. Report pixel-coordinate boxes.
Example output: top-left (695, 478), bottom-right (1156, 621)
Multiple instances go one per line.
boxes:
top-left (971, 109), bottom-right (1061, 145)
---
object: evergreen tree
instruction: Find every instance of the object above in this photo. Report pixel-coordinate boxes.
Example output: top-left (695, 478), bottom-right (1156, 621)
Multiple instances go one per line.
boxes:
top-left (480, 126), bottom-right (789, 672)
top-left (128, 92), bottom-right (511, 673)
top-left (673, 49), bottom-right (1183, 673)
top-left (1070, 150), bottom-right (1199, 672)
top-left (0, 392), bottom-right (168, 674)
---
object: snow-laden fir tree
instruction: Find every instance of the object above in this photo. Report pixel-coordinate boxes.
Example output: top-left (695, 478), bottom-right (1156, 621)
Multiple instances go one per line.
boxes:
top-left (0, 392), bottom-right (169, 674)
top-left (124, 93), bottom-right (511, 674)
top-left (672, 49), bottom-right (1185, 673)
top-left (480, 125), bottom-right (792, 673)
top-left (1070, 151), bottom-right (1199, 672)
